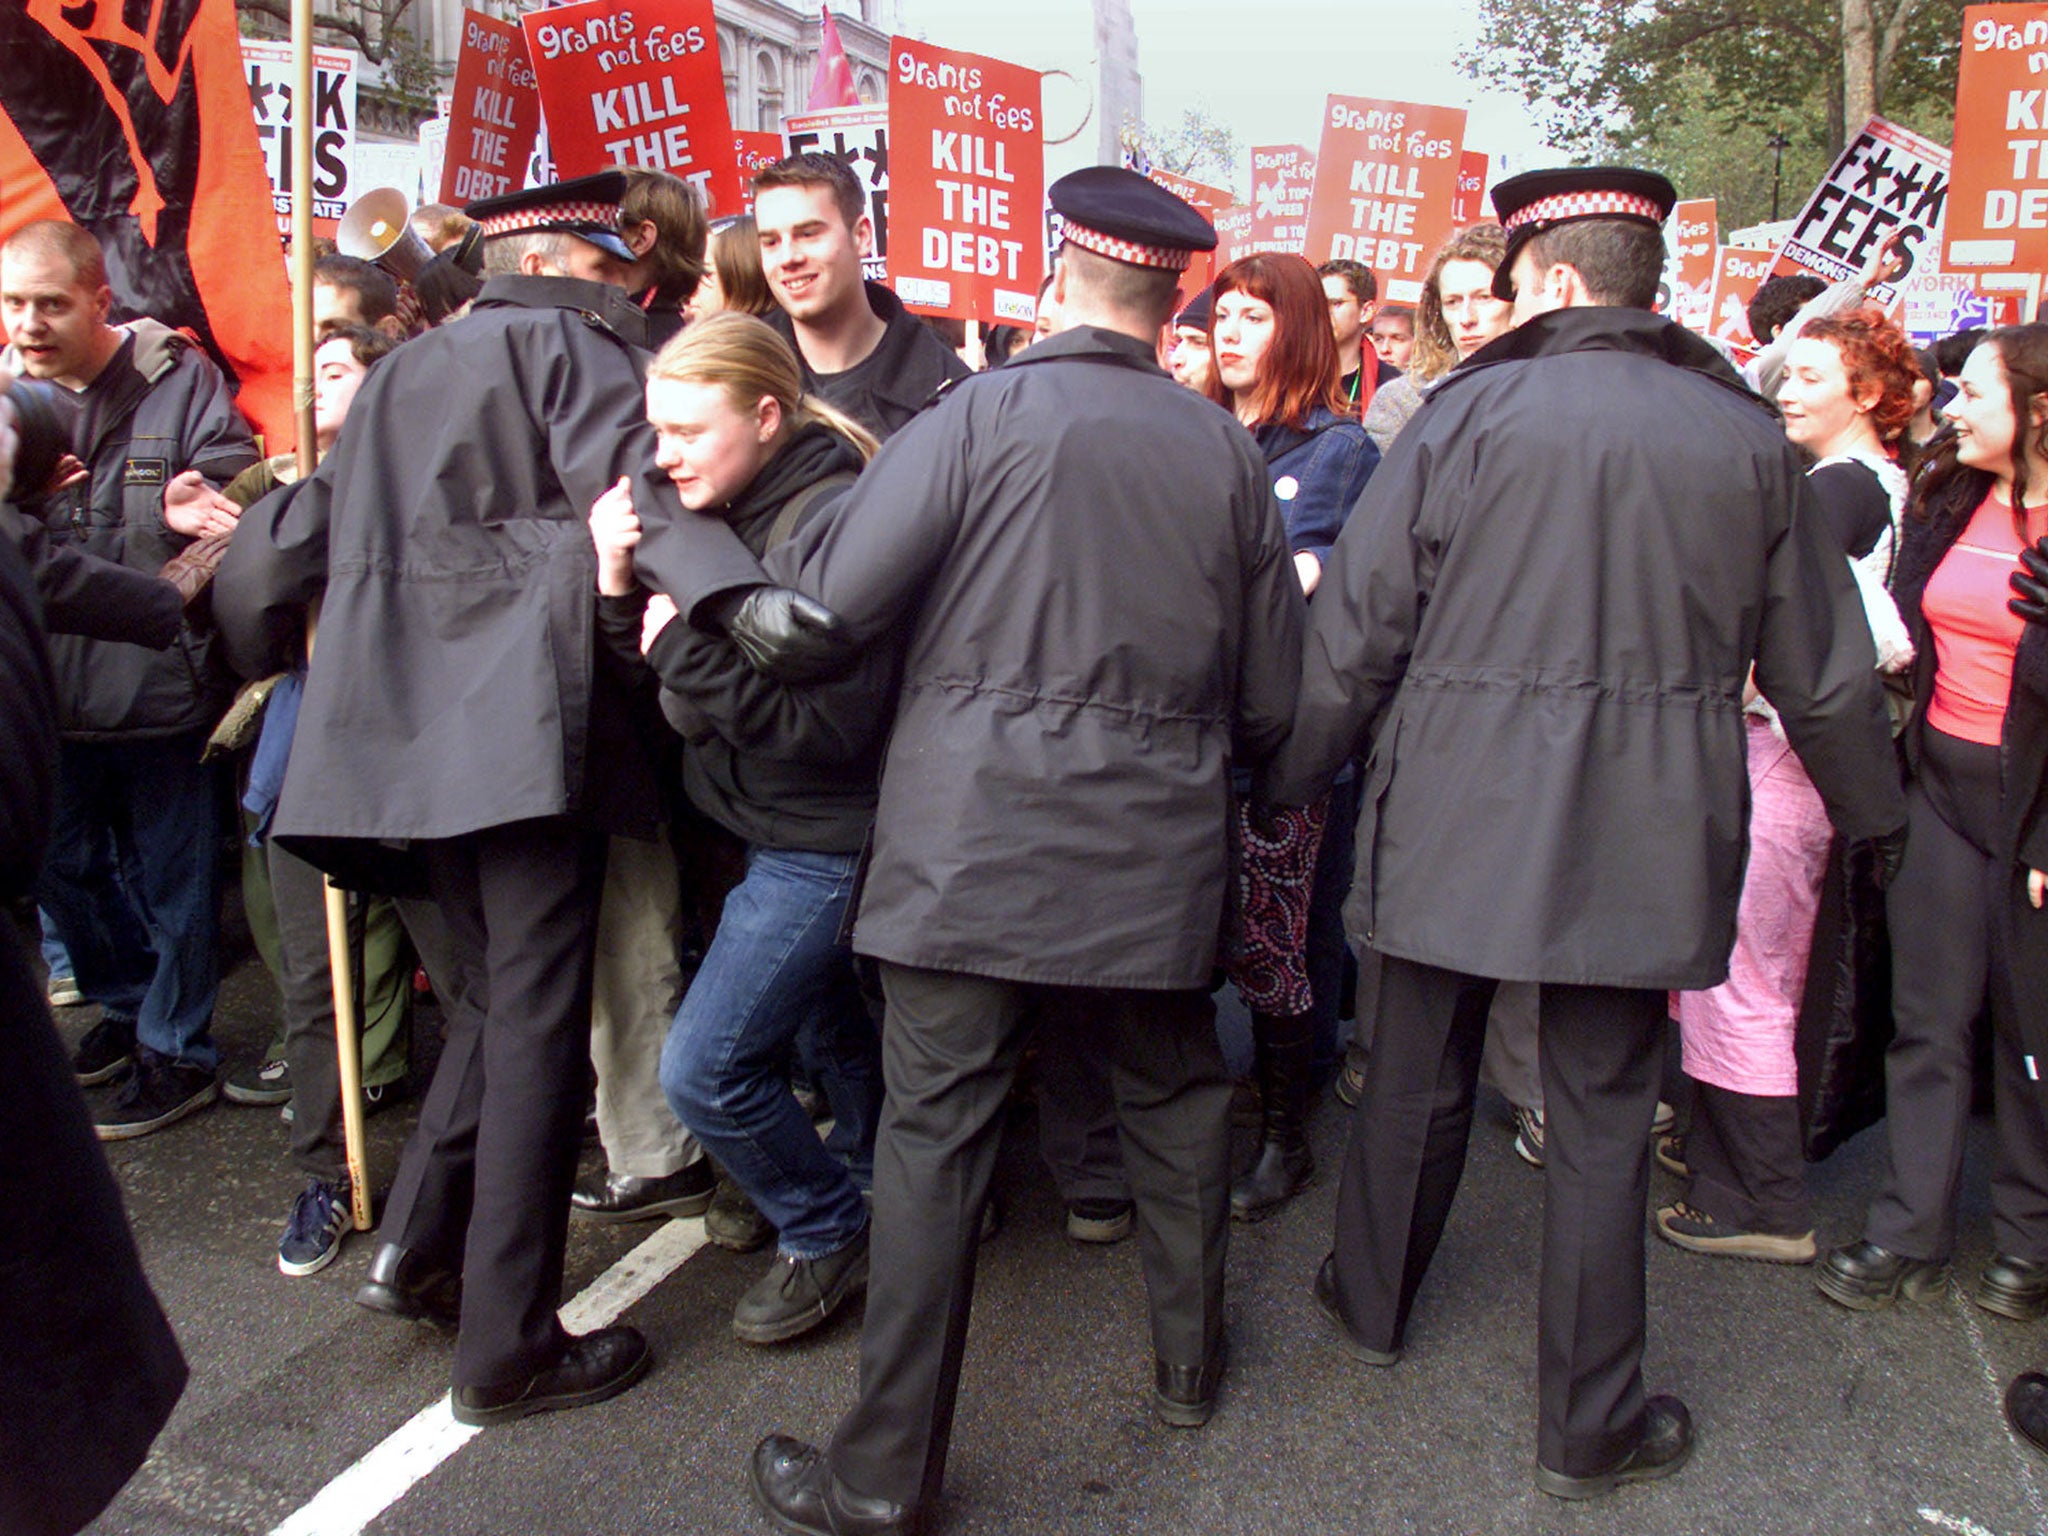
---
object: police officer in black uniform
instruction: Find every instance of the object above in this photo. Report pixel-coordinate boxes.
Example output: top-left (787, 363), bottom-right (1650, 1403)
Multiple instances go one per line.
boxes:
top-left (215, 172), bottom-right (762, 1425)
top-left (706, 167), bottom-right (1305, 1536)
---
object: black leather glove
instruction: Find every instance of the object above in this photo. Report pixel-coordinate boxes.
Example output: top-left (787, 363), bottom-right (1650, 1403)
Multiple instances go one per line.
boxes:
top-left (721, 585), bottom-right (855, 682)
top-left (1865, 824), bottom-right (1909, 890)
top-left (2009, 535), bottom-right (2048, 626)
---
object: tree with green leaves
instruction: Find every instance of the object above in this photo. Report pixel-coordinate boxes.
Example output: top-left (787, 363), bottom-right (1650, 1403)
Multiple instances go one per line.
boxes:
top-left (1463, 0), bottom-right (1967, 213)
top-left (1139, 106), bottom-right (1243, 190)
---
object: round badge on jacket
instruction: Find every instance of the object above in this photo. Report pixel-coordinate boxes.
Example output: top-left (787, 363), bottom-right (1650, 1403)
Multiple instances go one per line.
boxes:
top-left (1274, 475), bottom-right (1300, 501)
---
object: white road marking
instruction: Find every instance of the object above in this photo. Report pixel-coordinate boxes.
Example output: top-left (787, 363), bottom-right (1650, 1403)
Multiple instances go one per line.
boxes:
top-left (1918, 1508), bottom-right (1998, 1536)
top-left (1947, 1274), bottom-right (2048, 1533)
top-left (269, 1218), bottom-right (709, 1536)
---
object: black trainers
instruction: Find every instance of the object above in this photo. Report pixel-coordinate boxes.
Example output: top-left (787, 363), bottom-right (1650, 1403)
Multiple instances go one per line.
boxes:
top-left (225, 1054), bottom-right (292, 1106)
top-left (279, 1179), bottom-right (354, 1276)
top-left (73, 1016), bottom-right (136, 1087)
top-left (95, 1051), bottom-right (218, 1141)
top-left (732, 1227), bottom-right (870, 1345)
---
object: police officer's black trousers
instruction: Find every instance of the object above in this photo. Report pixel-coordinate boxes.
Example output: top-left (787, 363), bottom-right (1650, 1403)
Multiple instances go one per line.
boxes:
top-left (1327, 955), bottom-right (1664, 1477)
top-left (829, 963), bottom-right (1232, 1511)
top-left (377, 817), bottom-right (607, 1391)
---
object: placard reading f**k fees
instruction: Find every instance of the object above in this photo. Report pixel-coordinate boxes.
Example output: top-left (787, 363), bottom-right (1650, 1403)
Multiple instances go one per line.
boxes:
top-left (523, 0), bottom-right (740, 215)
top-left (887, 36), bottom-right (1043, 323)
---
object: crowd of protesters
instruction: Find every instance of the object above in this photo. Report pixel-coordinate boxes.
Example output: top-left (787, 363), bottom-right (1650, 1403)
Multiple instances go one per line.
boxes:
top-left (0, 147), bottom-right (2042, 1536)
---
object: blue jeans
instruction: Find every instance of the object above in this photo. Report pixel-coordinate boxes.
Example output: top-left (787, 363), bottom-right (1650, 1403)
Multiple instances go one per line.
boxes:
top-left (660, 845), bottom-right (877, 1257)
top-left (38, 732), bottom-right (221, 1069)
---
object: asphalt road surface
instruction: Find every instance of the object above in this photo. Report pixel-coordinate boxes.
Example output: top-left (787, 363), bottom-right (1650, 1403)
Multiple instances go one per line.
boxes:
top-left (67, 950), bottom-right (2048, 1536)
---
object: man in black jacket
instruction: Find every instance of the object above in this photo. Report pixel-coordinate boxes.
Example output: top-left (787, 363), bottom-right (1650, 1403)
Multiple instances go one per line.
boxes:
top-left (1262, 167), bottom-right (1909, 1498)
top-left (733, 167), bottom-right (1305, 1536)
top-left (754, 152), bottom-right (969, 441)
top-left (214, 173), bottom-right (759, 1426)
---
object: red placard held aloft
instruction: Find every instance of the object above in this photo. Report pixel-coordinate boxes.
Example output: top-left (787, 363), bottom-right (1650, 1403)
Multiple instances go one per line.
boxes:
top-left (734, 130), bottom-right (784, 214)
top-left (522, 0), bottom-right (741, 215)
top-left (886, 36), bottom-right (1044, 323)
top-left (1302, 95), bottom-right (1467, 306)
top-left (1450, 151), bottom-right (1489, 226)
top-left (441, 11), bottom-right (541, 205)
top-left (1947, 5), bottom-right (2048, 276)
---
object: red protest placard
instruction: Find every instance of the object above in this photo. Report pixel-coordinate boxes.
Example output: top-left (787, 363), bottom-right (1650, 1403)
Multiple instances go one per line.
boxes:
top-left (1768, 117), bottom-right (1948, 312)
top-left (1214, 203), bottom-right (1254, 264)
top-left (1947, 4), bottom-right (2048, 274)
top-left (1145, 168), bottom-right (1234, 290)
top-left (1249, 145), bottom-right (1315, 253)
top-left (522, 0), bottom-right (740, 214)
top-left (886, 36), bottom-right (1044, 323)
top-left (1671, 198), bottom-right (1718, 330)
top-left (734, 129), bottom-right (783, 214)
top-left (1707, 245), bottom-right (1775, 359)
top-left (1450, 151), bottom-right (1488, 226)
top-left (1302, 96), bottom-right (1467, 305)
top-left (441, 11), bottom-right (540, 205)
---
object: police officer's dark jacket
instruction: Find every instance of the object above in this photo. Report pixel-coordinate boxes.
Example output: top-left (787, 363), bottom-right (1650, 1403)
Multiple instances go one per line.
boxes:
top-left (1265, 305), bottom-right (1906, 991)
top-left (771, 324), bottom-right (1305, 989)
top-left (4, 321), bottom-right (257, 740)
top-left (766, 279), bottom-right (971, 442)
top-left (214, 275), bottom-right (683, 887)
top-left (599, 422), bottom-right (890, 854)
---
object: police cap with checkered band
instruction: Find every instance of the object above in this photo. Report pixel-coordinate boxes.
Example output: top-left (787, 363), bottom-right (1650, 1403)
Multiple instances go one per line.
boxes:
top-left (1488, 166), bottom-right (1677, 300)
top-left (1050, 167), bottom-right (1218, 272)
top-left (465, 171), bottom-right (635, 263)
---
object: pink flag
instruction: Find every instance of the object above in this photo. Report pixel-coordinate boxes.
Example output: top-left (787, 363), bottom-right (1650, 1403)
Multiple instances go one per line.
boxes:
top-left (807, 4), bottom-right (861, 110)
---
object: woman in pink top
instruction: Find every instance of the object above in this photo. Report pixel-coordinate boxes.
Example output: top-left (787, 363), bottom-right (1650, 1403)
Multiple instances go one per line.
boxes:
top-left (1816, 328), bottom-right (2048, 1354)
top-left (1661, 310), bottom-right (1918, 1265)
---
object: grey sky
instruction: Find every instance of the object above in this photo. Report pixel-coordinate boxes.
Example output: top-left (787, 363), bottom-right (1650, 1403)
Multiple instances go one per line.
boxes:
top-left (887, 0), bottom-right (1559, 197)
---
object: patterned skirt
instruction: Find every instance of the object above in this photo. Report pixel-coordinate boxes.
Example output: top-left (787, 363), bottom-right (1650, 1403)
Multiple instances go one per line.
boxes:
top-left (1225, 794), bottom-right (1330, 1015)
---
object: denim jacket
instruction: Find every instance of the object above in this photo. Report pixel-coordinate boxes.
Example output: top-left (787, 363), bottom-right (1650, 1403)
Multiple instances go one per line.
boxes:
top-left (1256, 406), bottom-right (1380, 561)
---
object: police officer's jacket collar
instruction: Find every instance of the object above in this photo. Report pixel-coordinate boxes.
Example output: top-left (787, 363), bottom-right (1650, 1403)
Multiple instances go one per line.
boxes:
top-left (473, 274), bottom-right (653, 348)
top-left (1445, 306), bottom-right (1762, 412)
top-left (1001, 324), bottom-right (1163, 373)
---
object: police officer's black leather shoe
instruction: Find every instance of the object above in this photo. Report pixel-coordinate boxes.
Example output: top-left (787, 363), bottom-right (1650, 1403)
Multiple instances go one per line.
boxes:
top-left (1979, 1255), bottom-right (2048, 1321)
top-left (1535, 1395), bottom-right (1693, 1499)
top-left (749, 1434), bottom-right (920, 1536)
top-left (569, 1159), bottom-right (716, 1224)
top-left (354, 1243), bottom-right (462, 1330)
top-left (2007, 1371), bottom-right (2048, 1456)
top-left (450, 1324), bottom-right (650, 1426)
top-left (1815, 1239), bottom-right (1949, 1311)
top-left (1153, 1345), bottom-right (1225, 1428)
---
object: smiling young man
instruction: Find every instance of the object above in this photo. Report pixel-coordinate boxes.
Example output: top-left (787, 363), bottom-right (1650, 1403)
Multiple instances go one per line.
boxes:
top-left (752, 153), bottom-right (968, 441)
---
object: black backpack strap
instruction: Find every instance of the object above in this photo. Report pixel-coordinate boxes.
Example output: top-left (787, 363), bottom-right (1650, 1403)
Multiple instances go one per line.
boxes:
top-left (764, 470), bottom-right (858, 552)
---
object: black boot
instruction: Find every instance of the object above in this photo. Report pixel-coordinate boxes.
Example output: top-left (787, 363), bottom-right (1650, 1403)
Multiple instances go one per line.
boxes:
top-left (1231, 1010), bottom-right (1315, 1222)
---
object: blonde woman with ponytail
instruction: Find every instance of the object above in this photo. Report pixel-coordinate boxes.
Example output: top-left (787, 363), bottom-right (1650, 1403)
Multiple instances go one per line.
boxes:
top-left (586, 310), bottom-right (892, 1347)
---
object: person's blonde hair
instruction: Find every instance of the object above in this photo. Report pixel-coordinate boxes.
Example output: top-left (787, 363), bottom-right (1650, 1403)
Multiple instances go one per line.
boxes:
top-left (1411, 222), bottom-right (1509, 385)
top-left (649, 312), bottom-right (879, 462)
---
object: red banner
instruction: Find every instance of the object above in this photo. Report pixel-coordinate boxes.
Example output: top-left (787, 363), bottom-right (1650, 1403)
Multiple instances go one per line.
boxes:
top-left (1248, 144), bottom-right (1315, 253)
top-left (1450, 150), bottom-right (1488, 226)
top-left (886, 36), bottom-right (1043, 323)
top-left (441, 11), bottom-right (540, 205)
top-left (1706, 244), bottom-right (1775, 360)
top-left (1947, 4), bottom-right (2048, 275)
top-left (1302, 95), bottom-right (1467, 306)
top-left (1214, 203), bottom-right (1254, 265)
top-left (1670, 198), bottom-right (1718, 330)
top-left (734, 129), bottom-right (782, 215)
top-left (522, 0), bottom-right (741, 215)
top-left (1146, 167), bottom-right (1234, 291)
top-left (0, 0), bottom-right (293, 450)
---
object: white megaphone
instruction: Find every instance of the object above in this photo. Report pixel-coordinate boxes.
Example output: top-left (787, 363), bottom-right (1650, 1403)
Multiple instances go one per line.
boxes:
top-left (338, 187), bottom-right (434, 284)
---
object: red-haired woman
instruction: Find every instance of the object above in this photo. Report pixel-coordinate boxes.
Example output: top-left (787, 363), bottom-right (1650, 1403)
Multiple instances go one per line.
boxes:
top-left (1818, 326), bottom-right (2048, 1342)
top-left (1658, 309), bottom-right (1918, 1265)
top-left (1206, 253), bottom-right (1379, 1218)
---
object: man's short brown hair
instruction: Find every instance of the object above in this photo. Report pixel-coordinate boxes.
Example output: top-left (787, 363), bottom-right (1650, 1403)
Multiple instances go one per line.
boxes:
top-left (752, 152), bottom-right (866, 227)
top-left (1, 220), bottom-right (107, 290)
top-left (1317, 258), bottom-right (1377, 306)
